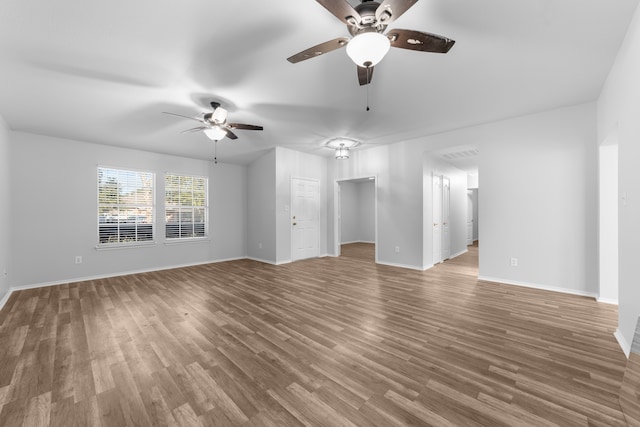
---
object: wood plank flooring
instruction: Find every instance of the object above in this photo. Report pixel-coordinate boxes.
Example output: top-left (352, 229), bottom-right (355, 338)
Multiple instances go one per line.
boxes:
top-left (0, 243), bottom-right (629, 426)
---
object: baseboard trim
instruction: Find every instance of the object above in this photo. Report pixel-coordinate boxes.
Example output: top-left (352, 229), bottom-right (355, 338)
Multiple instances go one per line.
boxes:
top-left (596, 296), bottom-right (619, 305)
top-left (246, 257), bottom-right (278, 265)
top-left (376, 260), bottom-right (427, 271)
top-left (449, 249), bottom-right (468, 259)
top-left (477, 276), bottom-right (598, 299)
top-left (0, 288), bottom-right (11, 312)
top-left (615, 328), bottom-right (631, 358)
top-left (0, 256), bottom-right (246, 313)
top-left (341, 240), bottom-right (375, 245)
top-left (249, 254), bottom-right (329, 266)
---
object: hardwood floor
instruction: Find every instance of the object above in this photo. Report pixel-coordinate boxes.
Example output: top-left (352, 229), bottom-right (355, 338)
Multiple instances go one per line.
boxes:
top-left (0, 243), bottom-right (629, 426)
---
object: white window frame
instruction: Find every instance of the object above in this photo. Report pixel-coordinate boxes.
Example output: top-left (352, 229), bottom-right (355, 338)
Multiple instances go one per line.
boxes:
top-left (164, 173), bottom-right (209, 242)
top-left (97, 166), bottom-right (155, 248)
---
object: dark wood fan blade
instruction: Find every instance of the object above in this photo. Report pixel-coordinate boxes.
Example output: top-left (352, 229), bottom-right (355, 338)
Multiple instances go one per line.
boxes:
top-left (316, 0), bottom-right (361, 25)
top-left (376, 0), bottom-right (418, 26)
top-left (180, 126), bottom-right (208, 133)
top-left (287, 37), bottom-right (349, 63)
top-left (357, 66), bottom-right (374, 86)
top-left (225, 129), bottom-right (238, 140)
top-left (228, 123), bottom-right (264, 131)
top-left (162, 111), bottom-right (205, 123)
top-left (387, 29), bottom-right (455, 53)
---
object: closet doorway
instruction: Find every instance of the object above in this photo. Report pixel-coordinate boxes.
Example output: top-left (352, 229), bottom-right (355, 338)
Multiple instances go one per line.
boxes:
top-left (433, 174), bottom-right (451, 265)
top-left (334, 177), bottom-right (377, 262)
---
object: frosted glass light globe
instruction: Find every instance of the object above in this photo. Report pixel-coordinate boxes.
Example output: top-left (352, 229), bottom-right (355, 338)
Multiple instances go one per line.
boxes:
top-left (346, 32), bottom-right (391, 67)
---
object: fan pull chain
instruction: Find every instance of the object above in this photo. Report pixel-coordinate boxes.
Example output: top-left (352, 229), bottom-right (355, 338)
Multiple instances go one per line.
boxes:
top-left (366, 83), bottom-right (370, 111)
top-left (366, 66), bottom-right (372, 111)
top-left (214, 140), bottom-right (218, 164)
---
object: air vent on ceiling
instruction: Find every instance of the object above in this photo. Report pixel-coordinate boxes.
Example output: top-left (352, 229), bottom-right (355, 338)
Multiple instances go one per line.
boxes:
top-left (442, 148), bottom-right (479, 160)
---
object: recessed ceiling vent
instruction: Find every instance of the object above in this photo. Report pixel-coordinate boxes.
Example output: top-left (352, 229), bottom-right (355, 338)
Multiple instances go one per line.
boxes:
top-left (442, 148), bottom-right (479, 160)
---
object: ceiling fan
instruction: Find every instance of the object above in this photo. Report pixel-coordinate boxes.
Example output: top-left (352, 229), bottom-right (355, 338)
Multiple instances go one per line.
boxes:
top-left (287, 0), bottom-right (455, 85)
top-left (163, 102), bottom-right (263, 142)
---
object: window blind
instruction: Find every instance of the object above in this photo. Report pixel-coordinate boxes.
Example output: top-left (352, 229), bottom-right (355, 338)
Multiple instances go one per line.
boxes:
top-left (98, 167), bottom-right (154, 244)
top-left (165, 173), bottom-right (208, 239)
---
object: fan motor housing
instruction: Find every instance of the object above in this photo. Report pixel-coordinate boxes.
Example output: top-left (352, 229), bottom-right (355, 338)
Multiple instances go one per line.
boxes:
top-left (348, 1), bottom-right (387, 35)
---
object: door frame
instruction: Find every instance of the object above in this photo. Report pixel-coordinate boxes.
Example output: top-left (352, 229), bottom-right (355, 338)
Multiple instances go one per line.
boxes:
top-left (432, 173), bottom-right (442, 265)
top-left (333, 176), bottom-right (378, 263)
top-left (291, 176), bottom-right (321, 262)
top-left (442, 175), bottom-right (451, 260)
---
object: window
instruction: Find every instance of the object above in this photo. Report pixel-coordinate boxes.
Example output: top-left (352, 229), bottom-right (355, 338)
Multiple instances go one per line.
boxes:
top-left (98, 167), bottom-right (154, 245)
top-left (165, 174), bottom-right (208, 239)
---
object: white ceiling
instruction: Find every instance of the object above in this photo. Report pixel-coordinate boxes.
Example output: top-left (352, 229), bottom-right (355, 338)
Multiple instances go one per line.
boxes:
top-left (1, 0), bottom-right (637, 165)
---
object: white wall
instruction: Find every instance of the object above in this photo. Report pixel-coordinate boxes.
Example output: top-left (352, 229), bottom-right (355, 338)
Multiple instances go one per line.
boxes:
top-left (10, 131), bottom-right (247, 288)
top-left (472, 189), bottom-right (479, 242)
top-left (467, 174), bottom-right (479, 189)
top-left (598, 144), bottom-right (618, 304)
top-left (210, 161), bottom-right (248, 260)
top-left (598, 0), bottom-right (640, 354)
top-left (0, 115), bottom-right (10, 304)
top-left (275, 147), bottom-right (328, 263)
top-left (339, 181), bottom-right (360, 244)
top-left (478, 104), bottom-right (598, 296)
top-left (330, 103), bottom-right (599, 290)
top-left (247, 149), bottom-right (276, 263)
top-left (339, 180), bottom-right (375, 244)
top-left (330, 144), bottom-right (425, 269)
top-left (358, 181), bottom-right (375, 243)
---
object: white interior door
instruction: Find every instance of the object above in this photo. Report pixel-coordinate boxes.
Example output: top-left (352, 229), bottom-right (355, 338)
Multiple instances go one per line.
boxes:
top-left (467, 190), bottom-right (473, 245)
top-left (442, 176), bottom-right (451, 260)
top-left (292, 178), bottom-right (320, 261)
top-left (432, 175), bottom-right (442, 264)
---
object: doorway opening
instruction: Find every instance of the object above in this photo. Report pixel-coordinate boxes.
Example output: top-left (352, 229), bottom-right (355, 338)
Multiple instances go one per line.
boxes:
top-left (334, 176), bottom-right (377, 263)
top-left (426, 146), bottom-right (479, 271)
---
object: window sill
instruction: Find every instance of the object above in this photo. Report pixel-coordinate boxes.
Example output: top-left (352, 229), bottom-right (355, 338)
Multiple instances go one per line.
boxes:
top-left (164, 238), bottom-right (211, 246)
top-left (95, 241), bottom-right (157, 251)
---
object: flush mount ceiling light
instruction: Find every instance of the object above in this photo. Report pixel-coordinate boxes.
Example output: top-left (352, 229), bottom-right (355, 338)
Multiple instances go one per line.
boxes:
top-left (335, 144), bottom-right (350, 160)
top-left (325, 137), bottom-right (361, 160)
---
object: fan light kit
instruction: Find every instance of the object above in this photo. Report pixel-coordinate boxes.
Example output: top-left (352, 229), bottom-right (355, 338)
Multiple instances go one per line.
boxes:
top-left (287, 0), bottom-right (455, 86)
top-left (163, 102), bottom-right (263, 143)
top-left (204, 126), bottom-right (228, 141)
top-left (346, 31), bottom-right (391, 67)
top-left (163, 102), bottom-right (263, 163)
top-left (325, 137), bottom-right (361, 160)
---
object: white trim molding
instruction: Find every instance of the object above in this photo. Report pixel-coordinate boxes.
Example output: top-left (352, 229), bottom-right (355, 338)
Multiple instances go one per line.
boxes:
top-left (477, 276), bottom-right (598, 299)
top-left (596, 296), bottom-right (619, 305)
top-left (377, 260), bottom-right (429, 271)
top-left (0, 256), bottom-right (246, 313)
top-left (615, 328), bottom-right (631, 358)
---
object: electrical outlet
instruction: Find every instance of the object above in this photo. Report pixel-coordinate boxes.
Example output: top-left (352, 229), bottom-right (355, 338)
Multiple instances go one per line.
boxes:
top-left (510, 257), bottom-right (518, 267)
top-left (75, 256), bottom-right (82, 264)
top-left (395, 246), bottom-right (400, 253)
